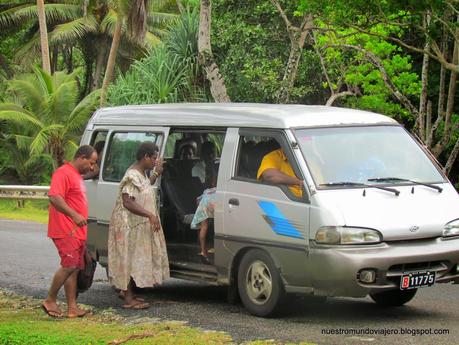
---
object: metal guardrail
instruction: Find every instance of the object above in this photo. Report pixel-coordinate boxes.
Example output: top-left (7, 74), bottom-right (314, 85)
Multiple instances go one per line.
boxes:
top-left (0, 185), bottom-right (50, 200)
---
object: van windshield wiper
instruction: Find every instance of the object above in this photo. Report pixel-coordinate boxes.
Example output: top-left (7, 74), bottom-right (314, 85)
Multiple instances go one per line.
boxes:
top-left (320, 182), bottom-right (400, 196)
top-left (368, 177), bottom-right (442, 193)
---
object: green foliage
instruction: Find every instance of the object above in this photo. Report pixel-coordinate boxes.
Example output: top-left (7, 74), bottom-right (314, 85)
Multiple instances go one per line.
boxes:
top-left (0, 67), bottom-right (100, 181)
top-left (213, 0), bottom-right (324, 103)
top-left (108, 9), bottom-right (206, 105)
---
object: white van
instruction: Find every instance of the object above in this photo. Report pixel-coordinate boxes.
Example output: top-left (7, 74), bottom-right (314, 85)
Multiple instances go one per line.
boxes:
top-left (82, 103), bottom-right (459, 317)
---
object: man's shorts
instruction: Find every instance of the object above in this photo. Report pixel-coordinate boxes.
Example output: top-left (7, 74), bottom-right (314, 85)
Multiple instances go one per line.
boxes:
top-left (52, 237), bottom-right (85, 270)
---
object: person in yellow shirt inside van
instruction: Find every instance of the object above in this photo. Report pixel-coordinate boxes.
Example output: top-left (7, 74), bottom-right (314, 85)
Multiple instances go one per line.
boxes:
top-left (257, 148), bottom-right (303, 198)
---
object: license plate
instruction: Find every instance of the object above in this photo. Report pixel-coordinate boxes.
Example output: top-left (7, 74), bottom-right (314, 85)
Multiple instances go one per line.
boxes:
top-left (400, 271), bottom-right (435, 290)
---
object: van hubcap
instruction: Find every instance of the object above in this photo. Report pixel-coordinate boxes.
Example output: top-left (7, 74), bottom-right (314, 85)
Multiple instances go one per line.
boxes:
top-left (245, 260), bottom-right (272, 305)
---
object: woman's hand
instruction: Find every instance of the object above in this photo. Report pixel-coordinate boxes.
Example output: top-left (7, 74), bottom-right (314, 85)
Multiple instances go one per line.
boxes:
top-left (155, 158), bottom-right (164, 175)
top-left (148, 213), bottom-right (161, 232)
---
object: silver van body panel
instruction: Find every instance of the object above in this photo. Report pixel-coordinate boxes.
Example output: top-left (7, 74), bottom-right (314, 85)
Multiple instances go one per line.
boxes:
top-left (88, 103), bottom-right (397, 129)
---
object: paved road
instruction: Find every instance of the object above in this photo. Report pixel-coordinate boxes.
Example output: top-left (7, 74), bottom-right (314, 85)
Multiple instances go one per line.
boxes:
top-left (1, 219), bottom-right (458, 345)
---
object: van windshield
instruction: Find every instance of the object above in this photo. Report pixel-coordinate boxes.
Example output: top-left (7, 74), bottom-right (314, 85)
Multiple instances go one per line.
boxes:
top-left (294, 126), bottom-right (445, 188)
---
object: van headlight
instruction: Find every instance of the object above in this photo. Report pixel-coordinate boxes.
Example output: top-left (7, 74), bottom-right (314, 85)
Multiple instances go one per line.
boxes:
top-left (315, 226), bottom-right (382, 245)
top-left (443, 219), bottom-right (459, 237)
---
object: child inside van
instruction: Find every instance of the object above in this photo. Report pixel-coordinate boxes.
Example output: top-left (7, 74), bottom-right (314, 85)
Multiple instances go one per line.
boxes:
top-left (190, 141), bottom-right (218, 264)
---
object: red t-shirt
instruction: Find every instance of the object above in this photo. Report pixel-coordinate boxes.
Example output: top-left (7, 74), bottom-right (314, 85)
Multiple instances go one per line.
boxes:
top-left (48, 163), bottom-right (88, 240)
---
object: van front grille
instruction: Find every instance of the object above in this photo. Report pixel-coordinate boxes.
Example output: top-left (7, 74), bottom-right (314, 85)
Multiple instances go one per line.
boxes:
top-left (386, 261), bottom-right (449, 277)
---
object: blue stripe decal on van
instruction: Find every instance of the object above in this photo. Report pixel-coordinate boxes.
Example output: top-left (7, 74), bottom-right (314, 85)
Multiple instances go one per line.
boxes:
top-left (257, 201), bottom-right (304, 239)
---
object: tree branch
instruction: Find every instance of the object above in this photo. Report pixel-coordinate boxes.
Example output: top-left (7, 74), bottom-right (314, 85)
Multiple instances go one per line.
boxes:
top-left (327, 44), bottom-right (420, 119)
top-left (326, 90), bottom-right (356, 106)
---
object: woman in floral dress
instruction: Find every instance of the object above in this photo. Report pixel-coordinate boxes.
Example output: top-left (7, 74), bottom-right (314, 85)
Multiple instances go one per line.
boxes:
top-left (108, 142), bottom-right (169, 309)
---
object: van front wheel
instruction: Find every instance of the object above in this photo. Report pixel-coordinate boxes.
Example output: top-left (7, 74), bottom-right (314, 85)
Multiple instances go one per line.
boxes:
top-left (237, 249), bottom-right (284, 317)
top-left (370, 288), bottom-right (417, 306)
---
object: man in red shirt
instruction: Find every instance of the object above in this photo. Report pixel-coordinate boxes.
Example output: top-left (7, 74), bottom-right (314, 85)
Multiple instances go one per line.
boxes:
top-left (42, 145), bottom-right (97, 318)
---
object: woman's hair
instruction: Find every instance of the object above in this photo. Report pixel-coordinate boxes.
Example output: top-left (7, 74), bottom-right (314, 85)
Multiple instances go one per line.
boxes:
top-left (136, 141), bottom-right (159, 161)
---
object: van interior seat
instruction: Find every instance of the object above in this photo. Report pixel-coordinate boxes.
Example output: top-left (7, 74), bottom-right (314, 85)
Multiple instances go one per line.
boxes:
top-left (161, 176), bottom-right (204, 224)
top-left (165, 158), bottom-right (199, 179)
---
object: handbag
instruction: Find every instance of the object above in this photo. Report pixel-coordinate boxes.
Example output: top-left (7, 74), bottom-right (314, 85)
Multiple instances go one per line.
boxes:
top-left (77, 247), bottom-right (97, 293)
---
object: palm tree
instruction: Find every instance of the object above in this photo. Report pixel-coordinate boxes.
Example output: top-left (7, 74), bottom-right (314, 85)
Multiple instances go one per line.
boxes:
top-left (36, 0), bottom-right (51, 73)
top-left (0, 1), bottom-right (176, 92)
top-left (0, 67), bottom-right (100, 168)
top-left (101, 0), bottom-right (172, 105)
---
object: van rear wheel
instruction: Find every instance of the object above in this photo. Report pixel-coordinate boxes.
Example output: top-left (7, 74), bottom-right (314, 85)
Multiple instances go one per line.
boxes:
top-left (370, 288), bottom-right (417, 306)
top-left (237, 249), bottom-right (284, 317)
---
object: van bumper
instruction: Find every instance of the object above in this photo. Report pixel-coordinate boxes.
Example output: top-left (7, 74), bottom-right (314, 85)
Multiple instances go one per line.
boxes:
top-left (307, 237), bottom-right (459, 297)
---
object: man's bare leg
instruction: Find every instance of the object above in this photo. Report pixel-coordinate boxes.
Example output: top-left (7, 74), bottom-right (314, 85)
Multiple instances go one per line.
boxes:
top-left (64, 270), bottom-right (86, 317)
top-left (43, 267), bottom-right (76, 316)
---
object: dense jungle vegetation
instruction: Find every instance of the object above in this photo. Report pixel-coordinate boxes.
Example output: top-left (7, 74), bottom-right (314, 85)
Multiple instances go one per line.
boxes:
top-left (0, 0), bottom-right (458, 186)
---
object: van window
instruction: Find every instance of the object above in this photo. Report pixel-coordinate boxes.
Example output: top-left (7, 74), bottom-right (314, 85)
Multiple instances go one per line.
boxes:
top-left (235, 134), bottom-right (303, 200)
top-left (103, 131), bottom-right (159, 182)
top-left (85, 130), bottom-right (107, 180)
top-left (294, 126), bottom-right (445, 188)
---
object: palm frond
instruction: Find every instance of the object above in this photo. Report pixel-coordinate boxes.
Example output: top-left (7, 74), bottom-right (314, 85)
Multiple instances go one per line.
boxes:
top-left (33, 66), bottom-right (54, 96)
top-left (13, 32), bottom-right (41, 64)
top-left (0, 4), bottom-right (81, 29)
top-left (14, 134), bottom-right (33, 151)
top-left (66, 89), bottom-right (100, 132)
top-left (30, 124), bottom-right (64, 156)
top-left (147, 11), bottom-right (177, 26)
top-left (0, 109), bottom-right (43, 129)
top-left (148, 0), bottom-right (177, 12)
top-left (0, 102), bottom-right (28, 112)
top-left (63, 140), bottom-right (78, 161)
top-left (49, 77), bottom-right (78, 123)
top-left (50, 14), bottom-right (99, 44)
top-left (8, 79), bottom-right (46, 113)
top-left (100, 8), bottom-right (118, 34)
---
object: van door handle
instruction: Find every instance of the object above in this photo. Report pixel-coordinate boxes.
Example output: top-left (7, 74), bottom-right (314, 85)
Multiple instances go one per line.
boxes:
top-left (228, 198), bottom-right (239, 206)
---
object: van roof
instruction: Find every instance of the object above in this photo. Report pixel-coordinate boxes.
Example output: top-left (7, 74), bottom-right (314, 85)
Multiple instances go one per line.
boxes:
top-left (89, 103), bottom-right (397, 129)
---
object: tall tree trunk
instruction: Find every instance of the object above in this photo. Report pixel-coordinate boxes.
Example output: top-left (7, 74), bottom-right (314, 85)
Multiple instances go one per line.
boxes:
top-left (418, 13), bottom-right (431, 142)
top-left (100, 17), bottom-right (123, 106)
top-left (51, 45), bottom-right (58, 73)
top-left (427, 26), bottom-right (449, 149)
top-left (271, 0), bottom-right (313, 104)
top-left (432, 37), bottom-right (458, 157)
top-left (445, 137), bottom-right (459, 175)
top-left (36, 0), bottom-right (51, 74)
top-left (64, 46), bottom-right (73, 73)
top-left (277, 33), bottom-right (307, 104)
top-left (93, 38), bottom-right (108, 91)
top-left (198, 0), bottom-right (230, 102)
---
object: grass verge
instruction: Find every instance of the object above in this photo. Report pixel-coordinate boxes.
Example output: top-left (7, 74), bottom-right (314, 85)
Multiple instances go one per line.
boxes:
top-left (0, 200), bottom-right (48, 224)
top-left (0, 290), bottom-right (315, 345)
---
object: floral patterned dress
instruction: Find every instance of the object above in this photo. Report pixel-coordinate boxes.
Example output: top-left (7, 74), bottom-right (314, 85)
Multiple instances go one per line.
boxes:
top-left (108, 168), bottom-right (169, 290)
top-left (190, 187), bottom-right (217, 229)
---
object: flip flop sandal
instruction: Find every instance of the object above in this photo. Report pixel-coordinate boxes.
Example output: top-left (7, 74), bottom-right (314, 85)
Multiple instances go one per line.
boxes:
top-left (118, 292), bottom-right (145, 302)
top-left (41, 304), bottom-right (63, 318)
top-left (122, 302), bottom-right (150, 310)
top-left (67, 309), bottom-right (88, 318)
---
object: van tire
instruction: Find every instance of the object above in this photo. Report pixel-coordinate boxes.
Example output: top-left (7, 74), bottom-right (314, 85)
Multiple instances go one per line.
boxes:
top-left (237, 249), bottom-right (284, 317)
top-left (370, 288), bottom-right (417, 306)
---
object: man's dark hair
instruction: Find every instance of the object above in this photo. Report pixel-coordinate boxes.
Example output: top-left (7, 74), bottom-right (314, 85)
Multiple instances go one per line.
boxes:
top-left (136, 141), bottom-right (159, 161)
top-left (74, 145), bottom-right (96, 159)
